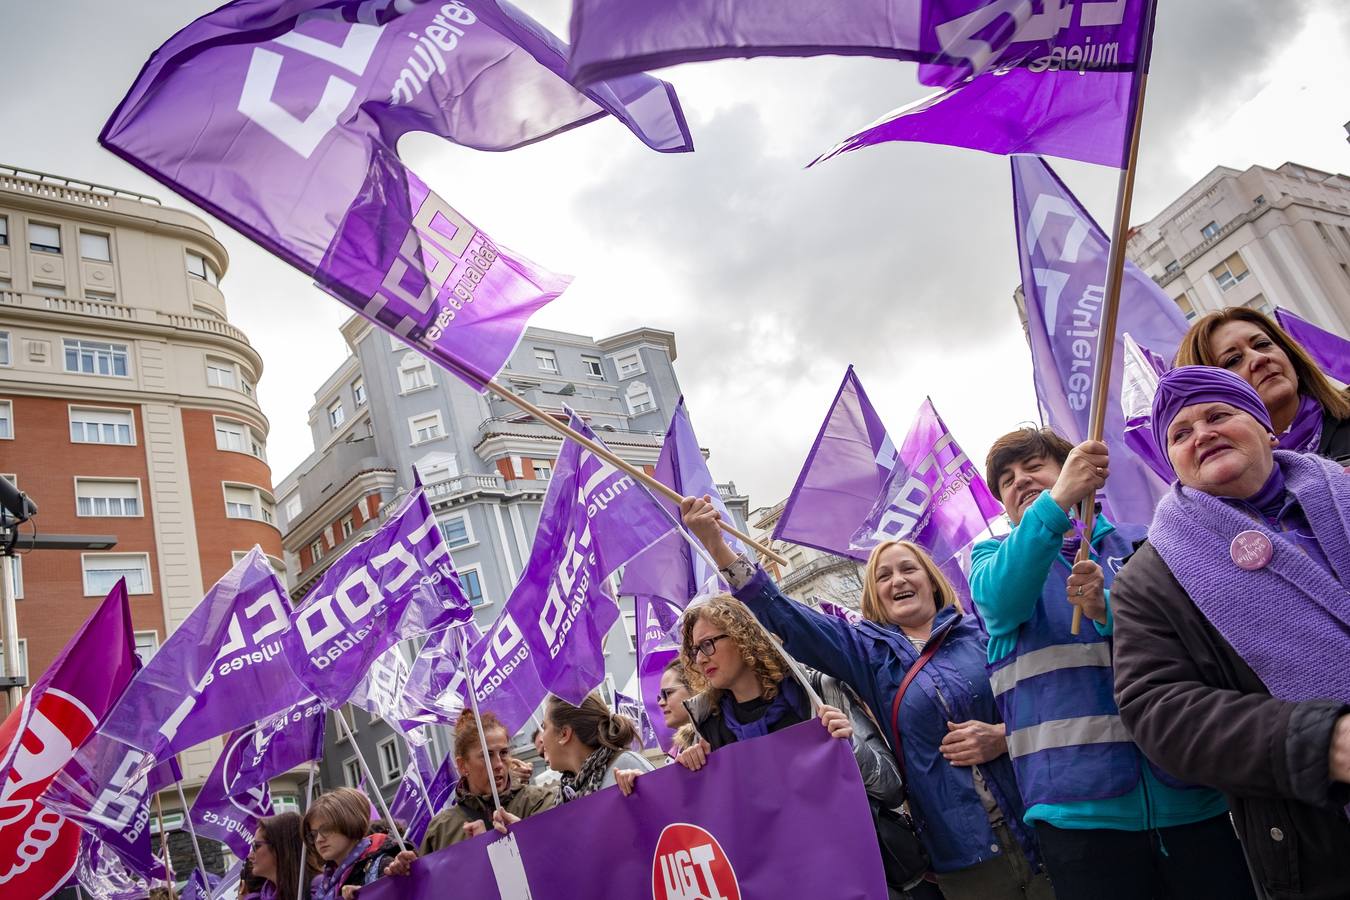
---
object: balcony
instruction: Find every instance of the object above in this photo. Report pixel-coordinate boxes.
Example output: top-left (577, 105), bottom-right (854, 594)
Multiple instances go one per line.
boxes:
top-left (0, 290), bottom-right (253, 348)
top-left (475, 416), bottom-right (664, 449)
top-left (488, 386), bottom-right (625, 418)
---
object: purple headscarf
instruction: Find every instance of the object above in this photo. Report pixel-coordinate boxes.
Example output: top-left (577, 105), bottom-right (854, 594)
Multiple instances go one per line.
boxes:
top-left (1151, 366), bottom-right (1275, 469)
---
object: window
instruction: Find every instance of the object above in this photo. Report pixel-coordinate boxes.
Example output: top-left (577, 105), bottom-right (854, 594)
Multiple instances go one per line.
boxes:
top-left (342, 758), bottom-right (362, 788)
top-left (532, 461), bottom-right (553, 481)
top-left (6, 555), bottom-right (22, 600)
top-left (75, 479), bottom-right (142, 517)
top-left (82, 553), bottom-right (152, 595)
top-left (582, 356), bottom-right (604, 379)
top-left (438, 514), bottom-right (472, 549)
top-left (215, 418), bottom-right (248, 452)
top-left (64, 339), bottom-right (129, 377)
top-left (409, 411), bottom-right (444, 444)
top-left (224, 484), bottom-right (275, 523)
top-left (622, 610), bottom-right (638, 653)
top-left (1245, 294), bottom-right (1272, 316)
top-left (459, 568), bottom-right (486, 607)
top-left (0, 216), bottom-right (7, 246)
top-left (29, 222), bottom-right (61, 254)
top-left (0, 401), bottom-right (10, 440)
top-left (398, 353), bottom-right (433, 392)
top-left (206, 359), bottom-right (236, 389)
top-left (1254, 194), bottom-right (1266, 205)
top-left (377, 737), bottom-right (402, 786)
top-left (1174, 294), bottom-right (1197, 320)
top-left (1200, 221), bottom-right (1220, 240)
top-left (272, 795), bottom-right (301, 815)
top-left (231, 550), bottom-right (286, 581)
top-left (285, 495), bottom-right (303, 523)
top-left (340, 516), bottom-right (354, 540)
top-left (0, 332), bottom-right (9, 366)
top-left (0, 641), bottom-right (29, 682)
top-left (1163, 260), bottom-right (1180, 275)
top-left (328, 400), bottom-right (346, 429)
top-left (1210, 252), bottom-right (1250, 291)
top-left (241, 376), bottom-right (255, 399)
top-left (79, 232), bottom-right (111, 262)
top-left (534, 348), bottom-right (558, 373)
top-left (85, 291), bottom-right (116, 303)
top-left (186, 251), bottom-right (219, 285)
top-left (134, 631), bottom-right (159, 665)
top-left (310, 539), bottom-right (325, 563)
top-left (353, 378), bottom-right (366, 407)
top-left (193, 303), bottom-right (224, 320)
top-left (626, 381), bottom-right (656, 415)
top-left (69, 407), bottom-right (135, 445)
top-left (615, 352), bottom-right (643, 378)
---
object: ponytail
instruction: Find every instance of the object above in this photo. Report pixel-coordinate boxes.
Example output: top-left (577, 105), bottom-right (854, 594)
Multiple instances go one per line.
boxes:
top-left (545, 692), bottom-right (638, 752)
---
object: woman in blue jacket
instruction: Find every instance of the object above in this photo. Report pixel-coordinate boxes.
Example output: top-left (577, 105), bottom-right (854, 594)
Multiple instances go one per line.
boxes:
top-left (682, 497), bottom-right (1052, 900)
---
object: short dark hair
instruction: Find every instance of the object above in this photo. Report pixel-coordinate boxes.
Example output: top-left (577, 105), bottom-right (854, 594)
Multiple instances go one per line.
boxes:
top-left (985, 427), bottom-right (1074, 500)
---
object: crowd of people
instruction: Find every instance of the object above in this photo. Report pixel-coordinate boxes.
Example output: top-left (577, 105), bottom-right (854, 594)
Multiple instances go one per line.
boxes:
top-left (230, 307), bottom-right (1348, 900)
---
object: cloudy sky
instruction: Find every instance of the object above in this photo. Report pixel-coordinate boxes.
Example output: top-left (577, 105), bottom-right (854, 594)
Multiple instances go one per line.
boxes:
top-left (4, 1), bottom-right (1348, 511)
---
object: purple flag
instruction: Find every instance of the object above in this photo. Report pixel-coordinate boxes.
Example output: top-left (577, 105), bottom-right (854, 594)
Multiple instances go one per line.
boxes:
top-left (97, 550), bottom-right (306, 757)
top-left (182, 868), bottom-right (222, 900)
top-left (399, 622), bottom-right (482, 731)
top-left (359, 722), bottom-right (887, 899)
top-left (1276, 307), bottom-right (1350, 384)
top-left (1013, 155), bottom-right (1190, 527)
top-left (226, 698), bottom-right (326, 795)
top-left (101, 1), bottom-right (691, 393)
top-left (389, 742), bottom-right (457, 847)
top-left (1119, 333), bottom-right (1174, 482)
top-left (774, 367), bottom-right (897, 562)
top-left (817, 600), bottom-right (865, 626)
top-left (0, 582), bottom-right (139, 898)
top-left (613, 691), bottom-right (658, 751)
top-left (569, 0), bottom-right (1148, 90)
top-left (852, 397), bottom-right (1001, 563)
top-left (283, 486), bottom-right (472, 707)
top-left (74, 832), bottom-right (158, 900)
top-left (620, 397), bottom-right (746, 603)
top-left (634, 595), bottom-right (683, 753)
top-left (191, 731), bottom-right (275, 860)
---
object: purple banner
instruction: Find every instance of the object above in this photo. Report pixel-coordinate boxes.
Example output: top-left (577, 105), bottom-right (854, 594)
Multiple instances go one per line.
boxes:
top-left (1276, 307), bottom-right (1350, 384)
top-left (74, 832), bottom-right (158, 900)
top-left (852, 397), bottom-right (1001, 563)
top-left (283, 486), bottom-right (472, 706)
top-left (360, 721), bottom-right (887, 899)
top-left (569, 0), bottom-right (1149, 90)
top-left (389, 742), bottom-right (458, 847)
top-left (191, 731), bottom-right (275, 861)
top-left (400, 622), bottom-right (482, 731)
top-left (100, 549), bottom-right (307, 758)
top-left (226, 697), bottom-right (326, 795)
top-left (1013, 155), bottom-right (1190, 527)
top-left (635, 595), bottom-right (684, 753)
top-left (774, 367), bottom-right (898, 562)
top-left (101, 1), bottom-right (689, 391)
top-left (182, 868), bottom-right (222, 900)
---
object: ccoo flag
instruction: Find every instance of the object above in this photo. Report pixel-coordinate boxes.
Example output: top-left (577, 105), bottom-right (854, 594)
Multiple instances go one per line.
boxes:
top-left (99, 549), bottom-right (307, 758)
top-left (191, 733), bottom-right (275, 861)
top-left (1012, 154), bottom-right (1189, 526)
top-left (101, 0), bottom-right (691, 391)
top-left (569, 0), bottom-right (1148, 90)
top-left (0, 581), bottom-right (139, 899)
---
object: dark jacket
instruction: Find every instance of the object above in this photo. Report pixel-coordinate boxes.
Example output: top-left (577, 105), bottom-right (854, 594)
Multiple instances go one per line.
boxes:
top-left (1111, 541), bottom-right (1350, 900)
top-left (311, 833), bottom-right (401, 899)
top-left (1318, 409), bottom-right (1350, 465)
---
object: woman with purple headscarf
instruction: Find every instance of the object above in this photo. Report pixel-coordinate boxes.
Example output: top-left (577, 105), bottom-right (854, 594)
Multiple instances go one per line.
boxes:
top-left (1112, 365), bottom-right (1350, 900)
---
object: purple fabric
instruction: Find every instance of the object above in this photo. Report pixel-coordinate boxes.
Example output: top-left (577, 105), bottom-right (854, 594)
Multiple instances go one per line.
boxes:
top-left (226, 697), bottom-right (327, 795)
top-left (1276, 307), bottom-right (1350, 385)
top-left (470, 410), bottom-right (676, 711)
top-left (191, 730), bottom-right (275, 860)
top-left (718, 678), bottom-right (805, 742)
top-left (613, 691), bottom-right (659, 751)
top-left (620, 397), bottom-right (746, 603)
top-left (1228, 466), bottom-right (1333, 575)
top-left (634, 596), bottom-right (684, 752)
top-left (1120, 333), bottom-right (1175, 482)
top-left (74, 832), bottom-right (155, 900)
top-left (569, 0), bottom-right (1149, 90)
top-left (1012, 155), bottom-right (1191, 527)
top-left (101, 1), bottom-right (690, 392)
top-left (817, 600), bottom-right (864, 626)
top-left (775, 367), bottom-right (896, 562)
top-left (358, 721), bottom-right (887, 899)
top-left (399, 622), bottom-right (482, 731)
top-left (283, 486), bottom-right (472, 706)
top-left (100, 549), bottom-right (308, 757)
top-left (1280, 393), bottom-right (1326, 455)
top-left (389, 741), bottom-right (457, 847)
top-left (1150, 365), bottom-right (1274, 469)
top-left (146, 755), bottom-right (183, 795)
top-left (1149, 451), bottom-right (1350, 704)
top-left (851, 397), bottom-right (1001, 563)
top-left (182, 869), bottom-right (220, 900)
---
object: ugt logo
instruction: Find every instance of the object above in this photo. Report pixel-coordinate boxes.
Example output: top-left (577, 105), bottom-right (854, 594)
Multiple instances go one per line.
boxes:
top-left (652, 823), bottom-right (740, 900)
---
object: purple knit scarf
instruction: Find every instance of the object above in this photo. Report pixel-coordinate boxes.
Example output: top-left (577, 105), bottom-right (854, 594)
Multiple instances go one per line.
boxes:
top-left (1150, 451), bottom-right (1350, 704)
top-left (1278, 393), bottom-right (1325, 454)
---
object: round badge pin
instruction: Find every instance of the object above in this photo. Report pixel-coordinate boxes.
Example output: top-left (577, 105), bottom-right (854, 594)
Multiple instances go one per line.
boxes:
top-left (1230, 530), bottom-right (1273, 571)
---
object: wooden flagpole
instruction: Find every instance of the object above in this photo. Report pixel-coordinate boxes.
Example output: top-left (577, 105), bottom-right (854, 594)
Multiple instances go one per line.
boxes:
top-left (1071, 2), bottom-right (1156, 635)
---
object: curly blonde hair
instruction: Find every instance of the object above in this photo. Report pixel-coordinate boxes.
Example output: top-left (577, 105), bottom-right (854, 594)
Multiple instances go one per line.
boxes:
top-left (680, 594), bottom-right (789, 705)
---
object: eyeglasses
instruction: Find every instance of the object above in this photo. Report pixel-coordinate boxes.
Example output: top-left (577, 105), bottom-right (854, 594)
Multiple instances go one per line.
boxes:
top-left (656, 687), bottom-right (682, 703)
top-left (691, 634), bottom-right (730, 661)
top-left (306, 826), bottom-right (334, 842)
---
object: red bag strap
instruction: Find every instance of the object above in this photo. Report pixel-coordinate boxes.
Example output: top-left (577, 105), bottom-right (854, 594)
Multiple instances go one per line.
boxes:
top-left (889, 627), bottom-right (950, 780)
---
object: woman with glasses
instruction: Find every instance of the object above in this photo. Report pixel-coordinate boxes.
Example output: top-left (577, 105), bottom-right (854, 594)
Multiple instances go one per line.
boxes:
top-left (656, 659), bottom-right (695, 753)
top-left (680, 496), bottom-right (1051, 900)
top-left (247, 811), bottom-right (312, 900)
top-left (303, 787), bottom-right (401, 900)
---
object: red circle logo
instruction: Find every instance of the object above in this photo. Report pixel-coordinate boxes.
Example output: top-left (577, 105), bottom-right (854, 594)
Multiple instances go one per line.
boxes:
top-left (652, 823), bottom-right (741, 900)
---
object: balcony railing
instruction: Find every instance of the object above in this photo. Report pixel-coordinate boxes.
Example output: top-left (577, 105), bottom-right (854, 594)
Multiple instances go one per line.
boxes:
top-left (0, 163), bottom-right (160, 206)
top-left (476, 416), bottom-right (664, 447)
top-left (0, 290), bottom-right (252, 347)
